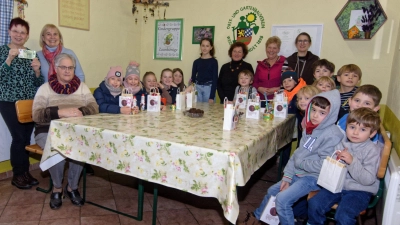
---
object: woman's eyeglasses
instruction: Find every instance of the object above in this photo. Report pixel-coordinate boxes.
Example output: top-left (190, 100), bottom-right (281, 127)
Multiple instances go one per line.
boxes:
top-left (297, 40), bottom-right (310, 44)
top-left (57, 66), bottom-right (75, 71)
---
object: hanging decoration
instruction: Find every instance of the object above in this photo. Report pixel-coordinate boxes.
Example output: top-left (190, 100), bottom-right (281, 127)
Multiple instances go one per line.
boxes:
top-left (15, 0), bottom-right (28, 19)
top-left (335, 0), bottom-right (387, 40)
top-left (132, 0), bottom-right (170, 25)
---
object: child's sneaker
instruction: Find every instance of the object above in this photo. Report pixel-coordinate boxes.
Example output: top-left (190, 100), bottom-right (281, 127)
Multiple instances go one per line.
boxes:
top-left (237, 211), bottom-right (263, 225)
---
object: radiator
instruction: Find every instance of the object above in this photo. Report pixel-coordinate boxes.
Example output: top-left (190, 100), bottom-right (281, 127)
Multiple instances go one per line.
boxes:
top-left (383, 149), bottom-right (400, 225)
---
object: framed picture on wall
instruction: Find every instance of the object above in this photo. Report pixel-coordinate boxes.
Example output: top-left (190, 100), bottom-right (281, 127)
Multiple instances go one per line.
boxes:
top-left (192, 26), bottom-right (215, 44)
top-left (154, 19), bottom-right (183, 60)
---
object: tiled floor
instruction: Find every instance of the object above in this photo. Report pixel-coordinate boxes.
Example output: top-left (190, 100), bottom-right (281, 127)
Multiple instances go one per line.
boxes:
top-left (0, 157), bottom-right (382, 225)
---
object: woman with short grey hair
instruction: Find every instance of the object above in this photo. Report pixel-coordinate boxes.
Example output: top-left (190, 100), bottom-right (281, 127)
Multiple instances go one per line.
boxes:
top-left (32, 53), bottom-right (98, 210)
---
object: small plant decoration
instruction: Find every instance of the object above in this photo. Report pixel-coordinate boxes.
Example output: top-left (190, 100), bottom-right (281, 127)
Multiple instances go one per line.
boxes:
top-left (361, 0), bottom-right (382, 39)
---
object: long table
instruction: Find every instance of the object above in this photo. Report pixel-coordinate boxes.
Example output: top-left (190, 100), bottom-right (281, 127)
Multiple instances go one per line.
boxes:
top-left (40, 103), bottom-right (295, 224)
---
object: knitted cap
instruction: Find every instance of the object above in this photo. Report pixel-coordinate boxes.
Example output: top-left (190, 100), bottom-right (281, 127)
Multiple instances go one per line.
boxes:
top-left (106, 66), bottom-right (123, 81)
top-left (281, 71), bottom-right (298, 84)
top-left (125, 61), bottom-right (140, 81)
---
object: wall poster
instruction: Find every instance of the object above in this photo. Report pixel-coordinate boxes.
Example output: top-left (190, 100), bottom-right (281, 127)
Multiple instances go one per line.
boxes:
top-left (59, 0), bottom-right (90, 31)
top-left (271, 24), bottom-right (323, 57)
top-left (154, 19), bottom-right (183, 60)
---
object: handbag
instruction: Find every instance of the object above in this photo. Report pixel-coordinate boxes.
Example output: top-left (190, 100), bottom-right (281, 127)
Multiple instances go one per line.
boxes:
top-left (175, 87), bottom-right (186, 110)
top-left (147, 87), bottom-right (161, 112)
top-left (235, 87), bottom-right (249, 109)
top-left (246, 93), bottom-right (260, 120)
top-left (119, 88), bottom-right (133, 107)
top-left (317, 152), bottom-right (348, 193)
top-left (260, 195), bottom-right (279, 225)
top-left (223, 98), bottom-right (239, 130)
top-left (273, 90), bottom-right (288, 118)
top-left (186, 85), bottom-right (196, 108)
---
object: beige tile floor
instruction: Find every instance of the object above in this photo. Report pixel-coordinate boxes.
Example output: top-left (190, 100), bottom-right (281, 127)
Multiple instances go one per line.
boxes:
top-left (0, 157), bottom-right (382, 225)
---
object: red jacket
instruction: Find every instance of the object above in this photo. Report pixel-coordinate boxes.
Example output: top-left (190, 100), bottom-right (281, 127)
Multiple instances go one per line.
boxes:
top-left (253, 56), bottom-right (286, 100)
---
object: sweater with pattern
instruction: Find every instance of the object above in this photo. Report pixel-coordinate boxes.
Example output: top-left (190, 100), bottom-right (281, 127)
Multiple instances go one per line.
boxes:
top-left (0, 45), bottom-right (44, 102)
top-left (32, 82), bottom-right (99, 135)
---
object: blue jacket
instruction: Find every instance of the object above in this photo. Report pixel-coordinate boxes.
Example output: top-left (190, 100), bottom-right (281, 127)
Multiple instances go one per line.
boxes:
top-left (93, 81), bottom-right (121, 114)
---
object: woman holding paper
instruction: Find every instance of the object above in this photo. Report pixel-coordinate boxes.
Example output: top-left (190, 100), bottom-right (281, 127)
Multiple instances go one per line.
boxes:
top-left (37, 24), bottom-right (85, 82)
top-left (253, 36), bottom-right (287, 100)
top-left (0, 17), bottom-right (44, 189)
top-left (32, 53), bottom-right (98, 209)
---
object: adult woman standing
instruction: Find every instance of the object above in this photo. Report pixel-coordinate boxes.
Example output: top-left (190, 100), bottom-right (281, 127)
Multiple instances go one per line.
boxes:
top-left (37, 24), bottom-right (85, 82)
top-left (286, 32), bottom-right (319, 85)
top-left (32, 53), bottom-right (98, 209)
top-left (0, 18), bottom-right (44, 189)
top-left (217, 42), bottom-right (254, 103)
top-left (253, 36), bottom-right (286, 100)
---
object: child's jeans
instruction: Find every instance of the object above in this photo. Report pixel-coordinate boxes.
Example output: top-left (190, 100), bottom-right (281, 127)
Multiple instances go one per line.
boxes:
top-left (308, 188), bottom-right (372, 225)
top-left (254, 175), bottom-right (319, 225)
top-left (196, 84), bottom-right (211, 102)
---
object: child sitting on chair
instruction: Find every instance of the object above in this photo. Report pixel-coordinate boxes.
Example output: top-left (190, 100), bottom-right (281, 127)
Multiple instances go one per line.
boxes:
top-left (307, 108), bottom-right (381, 225)
top-left (239, 90), bottom-right (343, 225)
top-left (94, 66), bottom-right (138, 114)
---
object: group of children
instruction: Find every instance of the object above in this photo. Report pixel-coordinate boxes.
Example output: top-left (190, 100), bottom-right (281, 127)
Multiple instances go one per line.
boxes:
top-left (93, 62), bottom-right (187, 114)
top-left (238, 58), bottom-right (384, 225)
top-left (94, 37), bottom-right (219, 113)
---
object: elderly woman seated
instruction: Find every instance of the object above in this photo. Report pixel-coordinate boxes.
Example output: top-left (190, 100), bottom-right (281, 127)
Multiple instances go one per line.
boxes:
top-left (32, 53), bottom-right (99, 210)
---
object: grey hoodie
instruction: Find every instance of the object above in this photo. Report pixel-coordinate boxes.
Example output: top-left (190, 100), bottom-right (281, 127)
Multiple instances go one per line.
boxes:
top-left (336, 137), bottom-right (381, 194)
top-left (283, 89), bottom-right (344, 183)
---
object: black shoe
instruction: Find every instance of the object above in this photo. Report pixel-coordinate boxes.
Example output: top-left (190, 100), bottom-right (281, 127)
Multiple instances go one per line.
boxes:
top-left (64, 185), bottom-right (84, 206)
top-left (85, 164), bottom-right (94, 176)
top-left (23, 172), bottom-right (39, 186)
top-left (11, 174), bottom-right (32, 189)
top-left (50, 191), bottom-right (64, 210)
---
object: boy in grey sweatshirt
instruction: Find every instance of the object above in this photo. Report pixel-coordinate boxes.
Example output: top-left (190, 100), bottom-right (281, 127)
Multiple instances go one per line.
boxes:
top-left (307, 108), bottom-right (381, 225)
top-left (239, 90), bottom-right (343, 225)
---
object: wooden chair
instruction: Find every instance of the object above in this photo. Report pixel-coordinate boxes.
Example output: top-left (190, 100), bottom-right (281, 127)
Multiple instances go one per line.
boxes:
top-left (15, 99), bottom-right (52, 193)
top-left (308, 124), bottom-right (392, 225)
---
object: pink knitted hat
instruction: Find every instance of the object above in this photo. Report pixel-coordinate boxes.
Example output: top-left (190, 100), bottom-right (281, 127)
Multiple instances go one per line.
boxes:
top-left (106, 66), bottom-right (123, 81)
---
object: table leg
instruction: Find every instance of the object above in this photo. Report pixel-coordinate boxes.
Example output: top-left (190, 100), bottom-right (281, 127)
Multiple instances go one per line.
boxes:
top-left (82, 171), bottom-right (145, 221)
top-left (152, 183), bottom-right (158, 225)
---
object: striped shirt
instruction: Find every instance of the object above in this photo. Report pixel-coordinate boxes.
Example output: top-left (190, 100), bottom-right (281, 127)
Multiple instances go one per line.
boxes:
top-left (340, 87), bottom-right (357, 111)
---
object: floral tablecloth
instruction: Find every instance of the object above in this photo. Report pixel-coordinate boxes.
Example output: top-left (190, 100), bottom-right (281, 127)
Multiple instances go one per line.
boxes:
top-left (40, 103), bottom-right (295, 223)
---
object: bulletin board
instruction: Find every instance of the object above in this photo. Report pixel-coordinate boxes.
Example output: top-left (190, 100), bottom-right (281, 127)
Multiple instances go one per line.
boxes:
top-left (271, 24), bottom-right (323, 57)
top-left (58, 0), bottom-right (90, 31)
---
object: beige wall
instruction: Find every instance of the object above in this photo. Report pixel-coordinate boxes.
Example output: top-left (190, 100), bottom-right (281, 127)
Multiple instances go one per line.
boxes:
top-left (139, 0), bottom-right (400, 106)
top-left (387, 20), bottom-right (400, 117)
top-left (14, 0), bottom-right (141, 88)
top-left (13, 0), bottom-right (400, 108)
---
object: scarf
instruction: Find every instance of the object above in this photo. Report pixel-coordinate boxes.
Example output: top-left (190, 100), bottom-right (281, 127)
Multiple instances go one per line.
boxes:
top-left (305, 120), bottom-right (318, 135)
top-left (42, 44), bottom-right (63, 80)
top-left (49, 74), bottom-right (81, 94)
top-left (105, 79), bottom-right (122, 97)
top-left (123, 82), bottom-right (141, 95)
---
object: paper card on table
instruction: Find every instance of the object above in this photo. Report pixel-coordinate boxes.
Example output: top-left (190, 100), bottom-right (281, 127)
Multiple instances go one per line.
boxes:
top-left (175, 88), bottom-right (186, 110)
top-left (273, 91), bottom-right (288, 119)
top-left (246, 93), bottom-right (260, 120)
top-left (119, 88), bottom-right (133, 107)
top-left (186, 86), bottom-right (196, 108)
top-left (235, 87), bottom-right (249, 109)
top-left (223, 98), bottom-right (239, 130)
top-left (147, 88), bottom-right (161, 112)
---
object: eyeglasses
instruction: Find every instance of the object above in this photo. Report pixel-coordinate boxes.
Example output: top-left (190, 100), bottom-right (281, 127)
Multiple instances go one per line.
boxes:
top-left (11, 30), bottom-right (27, 36)
top-left (297, 40), bottom-right (310, 44)
top-left (57, 66), bottom-right (75, 71)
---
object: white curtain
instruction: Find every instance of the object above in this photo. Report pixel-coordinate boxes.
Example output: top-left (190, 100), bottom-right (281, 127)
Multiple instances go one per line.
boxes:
top-left (0, 0), bottom-right (14, 45)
